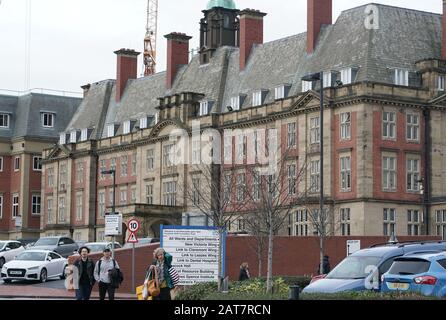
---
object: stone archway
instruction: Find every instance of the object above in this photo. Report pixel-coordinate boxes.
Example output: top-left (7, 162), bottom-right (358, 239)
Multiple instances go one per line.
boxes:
top-left (147, 219), bottom-right (175, 238)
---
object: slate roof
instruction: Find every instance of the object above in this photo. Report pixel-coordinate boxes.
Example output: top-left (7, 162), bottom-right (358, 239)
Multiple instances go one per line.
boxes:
top-left (0, 93), bottom-right (81, 141)
top-left (63, 3), bottom-right (443, 139)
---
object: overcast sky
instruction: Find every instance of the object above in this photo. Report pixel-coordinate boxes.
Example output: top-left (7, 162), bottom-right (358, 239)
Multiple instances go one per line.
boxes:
top-left (0, 0), bottom-right (442, 94)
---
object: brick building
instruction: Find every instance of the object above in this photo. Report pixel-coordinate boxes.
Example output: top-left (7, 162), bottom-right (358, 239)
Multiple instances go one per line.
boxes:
top-left (41, 0), bottom-right (446, 242)
top-left (0, 91), bottom-right (81, 240)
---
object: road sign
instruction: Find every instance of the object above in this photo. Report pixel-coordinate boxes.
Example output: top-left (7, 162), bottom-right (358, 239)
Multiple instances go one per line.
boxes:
top-left (128, 219), bottom-right (140, 233)
top-left (127, 233), bottom-right (138, 243)
top-left (105, 214), bottom-right (122, 236)
top-left (347, 240), bottom-right (361, 256)
top-left (15, 216), bottom-right (22, 228)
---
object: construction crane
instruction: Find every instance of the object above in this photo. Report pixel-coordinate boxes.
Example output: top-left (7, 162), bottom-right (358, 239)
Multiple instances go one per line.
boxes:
top-left (143, 0), bottom-right (158, 76)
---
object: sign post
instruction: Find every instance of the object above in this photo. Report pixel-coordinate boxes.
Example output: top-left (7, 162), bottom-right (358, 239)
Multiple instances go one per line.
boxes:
top-left (105, 213), bottom-right (122, 259)
top-left (15, 216), bottom-right (22, 240)
top-left (161, 226), bottom-right (225, 286)
top-left (127, 219), bottom-right (140, 293)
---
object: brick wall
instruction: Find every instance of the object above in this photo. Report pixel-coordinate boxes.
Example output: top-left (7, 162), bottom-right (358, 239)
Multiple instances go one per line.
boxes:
top-left (82, 235), bottom-right (440, 294)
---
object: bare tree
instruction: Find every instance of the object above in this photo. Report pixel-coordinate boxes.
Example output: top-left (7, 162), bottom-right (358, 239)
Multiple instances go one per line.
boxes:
top-left (242, 151), bottom-right (309, 294)
top-left (181, 162), bottom-right (246, 291)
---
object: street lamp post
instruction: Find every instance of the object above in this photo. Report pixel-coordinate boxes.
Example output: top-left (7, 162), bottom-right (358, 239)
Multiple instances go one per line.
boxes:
top-left (302, 71), bottom-right (324, 273)
top-left (102, 169), bottom-right (116, 259)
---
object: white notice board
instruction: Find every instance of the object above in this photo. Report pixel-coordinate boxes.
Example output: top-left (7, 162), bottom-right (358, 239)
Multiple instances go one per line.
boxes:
top-left (161, 225), bottom-right (226, 286)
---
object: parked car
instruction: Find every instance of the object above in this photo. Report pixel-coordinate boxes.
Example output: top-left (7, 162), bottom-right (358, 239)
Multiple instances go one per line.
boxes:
top-left (123, 237), bottom-right (160, 249)
top-left (0, 241), bottom-right (25, 268)
top-left (381, 252), bottom-right (446, 298)
top-left (17, 239), bottom-right (38, 249)
top-left (302, 241), bottom-right (446, 294)
top-left (84, 242), bottom-right (122, 253)
top-left (1, 250), bottom-right (67, 283)
top-left (31, 237), bottom-right (78, 258)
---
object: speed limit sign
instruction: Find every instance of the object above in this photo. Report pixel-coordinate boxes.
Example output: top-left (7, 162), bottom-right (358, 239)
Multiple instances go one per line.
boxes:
top-left (128, 219), bottom-right (140, 233)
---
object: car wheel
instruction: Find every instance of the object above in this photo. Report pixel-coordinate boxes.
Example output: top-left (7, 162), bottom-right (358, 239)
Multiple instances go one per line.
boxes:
top-left (0, 257), bottom-right (5, 268)
top-left (40, 268), bottom-right (48, 283)
top-left (60, 265), bottom-right (67, 280)
top-left (3, 279), bottom-right (12, 284)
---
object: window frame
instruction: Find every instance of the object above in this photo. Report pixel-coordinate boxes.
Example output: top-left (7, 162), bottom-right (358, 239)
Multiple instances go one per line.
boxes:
top-left (382, 111), bottom-right (396, 140)
top-left (12, 194), bottom-right (19, 218)
top-left (14, 156), bottom-right (20, 172)
top-left (31, 194), bottom-right (41, 215)
top-left (406, 158), bottom-right (420, 192)
top-left (406, 113), bottom-right (419, 142)
top-left (382, 155), bottom-right (397, 191)
top-left (0, 114), bottom-right (10, 128)
top-left (310, 117), bottom-right (320, 145)
top-left (340, 156), bottom-right (352, 192)
top-left (41, 113), bottom-right (55, 128)
top-left (340, 112), bottom-right (351, 140)
top-left (287, 122), bottom-right (297, 149)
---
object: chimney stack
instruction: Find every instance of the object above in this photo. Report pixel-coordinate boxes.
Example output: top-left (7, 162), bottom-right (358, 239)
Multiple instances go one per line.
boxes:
top-left (165, 33), bottom-right (192, 90)
top-left (239, 9), bottom-right (267, 71)
top-left (81, 84), bottom-right (91, 98)
top-left (307, 0), bottom-right (332, 54)
top-left (114, 49), bottom-right (140, 102)
top-left (443, 0), bottom-right (446, 59)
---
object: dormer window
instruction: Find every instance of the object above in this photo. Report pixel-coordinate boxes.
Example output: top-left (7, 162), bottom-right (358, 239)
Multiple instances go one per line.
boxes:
top-left (123, 121), bottom-right (131, 135)
top-left (0, 114), bottom-right (9, 128)
top-left (340, 68), bottom-right (352, 85)
top-left (275, 86), bottom-right (285, 100)
top-left (275, 85), bottom-right (291, 100)
top-left (199, 101), bottom-right (209, 116)
top-left (70, 130), bottom-right (78, 143)
top-left (41, 113), bottom-right (55, 128)
top-left (252, 91), bottom-right (262, 107)
top-left (437, 75), bottom-right (445, 91)
top-left (302, 81), bottom-right (313, 92)
top-left (107, 124), bottom-right (116, 138)
top-left (140, 117), bottom-right (148, 129)
top-left (231, 96), bottom-right (241, 111)
top-left (59, 133), bottom-right (66, 145)
top-left (80, 128), bottom-right (88, 142)
top-left (393, 69), bottom-right (409, 86)
top-left (323, 72), bottom-right (332, 88)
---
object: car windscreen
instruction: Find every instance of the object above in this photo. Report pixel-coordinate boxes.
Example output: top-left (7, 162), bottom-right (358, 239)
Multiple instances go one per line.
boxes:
top-left (326, 256), bottom-right (381, 280)
top-left (87, 245), bottom-right (105, 253)
top-left (16, 252), bottom-right (46, 261)
top-left (0, 241), bottom-right (6, 250)
top-left (34, 238), bottom-right (58, 246)
top-left (388, 258), bottom-right (431, 275)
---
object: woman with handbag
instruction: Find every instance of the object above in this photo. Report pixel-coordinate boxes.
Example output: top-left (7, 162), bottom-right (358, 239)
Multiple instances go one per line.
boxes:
top-left (147, 248), bottom-right (179, 300)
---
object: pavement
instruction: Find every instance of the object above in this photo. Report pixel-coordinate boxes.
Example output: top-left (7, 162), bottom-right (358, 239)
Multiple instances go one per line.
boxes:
top-left (0, 279), bottom-right (135, 300)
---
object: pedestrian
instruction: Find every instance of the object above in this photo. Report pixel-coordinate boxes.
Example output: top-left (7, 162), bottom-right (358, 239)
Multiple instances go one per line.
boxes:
top-left (72, 246), bottom-right (96, 300)
top-left (238, 262), bottom-right (250, 281)
top-left (147, 248), bottom-right (179, 300)
top-left (317, 255), bottom-right (331, 275)
top-left (94, 248), bottom-right (121, 300)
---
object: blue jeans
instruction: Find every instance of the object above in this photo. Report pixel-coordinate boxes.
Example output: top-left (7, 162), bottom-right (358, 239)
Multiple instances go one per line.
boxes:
top-left (75, 284), bottom-right (93, 300)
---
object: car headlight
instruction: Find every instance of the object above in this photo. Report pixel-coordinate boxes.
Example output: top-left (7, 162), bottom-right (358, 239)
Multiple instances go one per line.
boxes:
top-left (28, 266), bottom-right (39, 271)
top-left (1, 266), bottom-right (7, 272)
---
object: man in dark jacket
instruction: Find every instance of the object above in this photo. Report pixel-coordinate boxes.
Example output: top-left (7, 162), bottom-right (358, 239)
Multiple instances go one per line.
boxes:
top-left (317, 255), bottom-right (331, 275)
top-left (238, 262), bottom-right (250, 281)
top-left (73, 246), bottom-right (96, 300)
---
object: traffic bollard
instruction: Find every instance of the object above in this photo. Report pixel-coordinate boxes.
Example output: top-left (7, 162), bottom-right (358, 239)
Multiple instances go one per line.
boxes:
top-left (288, 285), bottom-right (300, 300)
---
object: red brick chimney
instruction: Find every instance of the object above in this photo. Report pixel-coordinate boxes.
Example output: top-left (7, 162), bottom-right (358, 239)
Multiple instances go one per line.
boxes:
top-left (165, 33), bottom-right (192, 90)
top-left (307, 0), bottom-right (332, 54)
top-left (114, 49), bottom-right (140, 102)
top-left (443, 0), bottom-right (446, 59)
top-left (239, 9), bottom-right (267, 71)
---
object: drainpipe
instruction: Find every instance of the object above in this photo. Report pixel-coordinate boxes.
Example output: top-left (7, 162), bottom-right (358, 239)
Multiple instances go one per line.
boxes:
top-left (423, 109), bottom-right (431, 235)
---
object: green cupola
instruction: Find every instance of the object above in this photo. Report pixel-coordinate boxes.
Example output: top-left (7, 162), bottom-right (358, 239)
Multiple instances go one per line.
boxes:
top-left (206, 0), bottom-right (236, 10)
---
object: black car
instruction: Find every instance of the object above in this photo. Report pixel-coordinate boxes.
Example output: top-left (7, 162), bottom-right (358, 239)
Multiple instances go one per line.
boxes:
top-left (17, 238), bottom-right (38, 249)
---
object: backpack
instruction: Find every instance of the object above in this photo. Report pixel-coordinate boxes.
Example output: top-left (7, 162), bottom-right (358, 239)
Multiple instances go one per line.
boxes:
top-left (98, 259), bottom-right (124, 287)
